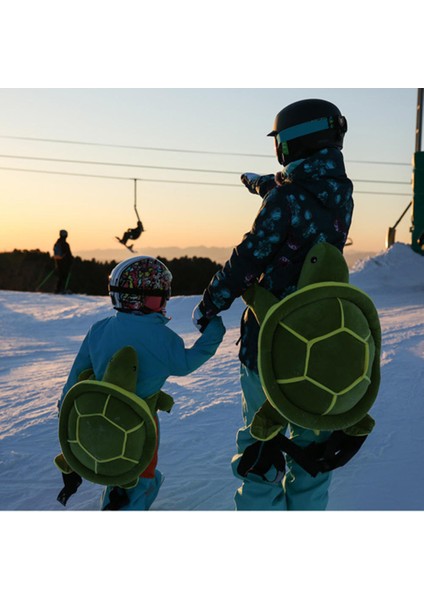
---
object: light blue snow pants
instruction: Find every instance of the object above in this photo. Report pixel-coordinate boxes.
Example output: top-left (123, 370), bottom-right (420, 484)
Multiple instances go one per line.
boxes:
top-left (231, 365), bottom-right (333, 511)
top-left (101, 469), bottom-right (164, 511)
top-left (101, 415), bottom-right (163, 511)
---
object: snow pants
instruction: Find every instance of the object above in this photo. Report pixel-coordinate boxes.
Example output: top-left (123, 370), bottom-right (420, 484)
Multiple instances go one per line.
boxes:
top-left (231, 365), bottom-right (333, 511)
top-left (101, 470), bottom-right (164, 511)
top-left (101, 416), bottom-right (163, 511)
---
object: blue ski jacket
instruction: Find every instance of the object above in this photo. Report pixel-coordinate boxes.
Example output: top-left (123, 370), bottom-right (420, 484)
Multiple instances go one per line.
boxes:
top-left (58, 310), bottom-right (225, 410)
top-left (201, 147), bottom-right (354, 372)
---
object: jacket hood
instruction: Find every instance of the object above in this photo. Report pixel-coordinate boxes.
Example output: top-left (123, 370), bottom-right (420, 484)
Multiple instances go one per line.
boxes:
top-left (285, 147), bottom-right (353, 208)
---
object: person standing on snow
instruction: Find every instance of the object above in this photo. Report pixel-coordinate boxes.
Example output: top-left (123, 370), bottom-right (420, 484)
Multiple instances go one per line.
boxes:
top-left (193, 98), bottom-right (353, 510)
top-left (53, 229), bottom-right (73, 294)
top-left (57, 256), bottom-right (225, 510)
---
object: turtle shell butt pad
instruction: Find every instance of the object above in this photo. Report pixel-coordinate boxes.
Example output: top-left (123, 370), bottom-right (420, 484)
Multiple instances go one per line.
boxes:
top-left (58, 347), bottom-right (158, 487)
top-left (250, 243), bottom-right (381, 431)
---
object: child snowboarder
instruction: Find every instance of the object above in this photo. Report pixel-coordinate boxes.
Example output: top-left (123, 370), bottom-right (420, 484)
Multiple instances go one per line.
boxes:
top-left (57, 255), bottom-right (225, 510)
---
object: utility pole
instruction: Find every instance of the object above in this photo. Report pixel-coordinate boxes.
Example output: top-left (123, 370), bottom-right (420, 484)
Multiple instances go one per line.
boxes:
top-left (416, 88), bottom-right (423, 152)
top-left (411, 88), bottom-right (424, 254)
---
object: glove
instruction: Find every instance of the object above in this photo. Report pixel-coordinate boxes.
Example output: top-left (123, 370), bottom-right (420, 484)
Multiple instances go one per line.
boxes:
top-left (192, 301), bottom-right (211, 333)
top-left (240, 172), bottom-right (262, 194)
top-left (237, 436), bottom-right (286, 483)
top-left (248, 431), bottom-right (369, 478)
top-left (299, 431), bottom-right (368, 475)
top-left (274, 171), bottom-right (285, 186)
top-left (57, 472), bottom-right (83, 506)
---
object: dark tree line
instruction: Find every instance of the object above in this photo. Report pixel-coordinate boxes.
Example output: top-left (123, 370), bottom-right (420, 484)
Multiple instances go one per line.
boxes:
top-left (0, 250), bottom-right (223, 297)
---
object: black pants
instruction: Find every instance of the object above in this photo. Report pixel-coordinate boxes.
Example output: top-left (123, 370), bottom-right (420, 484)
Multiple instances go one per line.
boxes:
top-left (55, 263), bottom-right (71, 293)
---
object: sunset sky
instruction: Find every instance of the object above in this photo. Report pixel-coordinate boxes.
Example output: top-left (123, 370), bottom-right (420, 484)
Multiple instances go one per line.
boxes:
top-left (0, 88), bottom-right (419, 260)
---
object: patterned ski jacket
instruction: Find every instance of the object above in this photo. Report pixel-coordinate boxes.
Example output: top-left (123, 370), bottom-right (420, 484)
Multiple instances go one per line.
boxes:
top-left (58, 310), bottom-right (225, 411)
top-left (201, 147), bottom-right (354, 372)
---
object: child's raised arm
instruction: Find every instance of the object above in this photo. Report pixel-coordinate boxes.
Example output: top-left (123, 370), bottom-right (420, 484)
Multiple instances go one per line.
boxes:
top-left (166, 316), bottom-right (225, 377)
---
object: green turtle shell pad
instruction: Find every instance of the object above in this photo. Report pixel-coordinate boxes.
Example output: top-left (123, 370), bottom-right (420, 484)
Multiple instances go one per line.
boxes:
top-left (258, 282), bottom-right (381, 431)
top-left (59, 380), bottom-right (157, 487)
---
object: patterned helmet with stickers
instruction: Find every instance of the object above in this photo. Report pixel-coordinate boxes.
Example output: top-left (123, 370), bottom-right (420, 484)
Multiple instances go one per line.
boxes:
top-left (108, 256), bottom-right (172, 313)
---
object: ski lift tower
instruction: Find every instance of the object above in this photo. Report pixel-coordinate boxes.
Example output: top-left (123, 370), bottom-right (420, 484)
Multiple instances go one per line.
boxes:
top-left (411, 88), bottom-right (424, 255)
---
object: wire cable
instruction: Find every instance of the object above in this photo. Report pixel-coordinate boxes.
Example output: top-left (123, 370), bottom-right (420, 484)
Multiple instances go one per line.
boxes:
top-left (0, 152), bottom-right (242, 176)
top-left (0, 165), bottom-right (240, 186)
top-left (0, 164), bottom-right (412, 195)
top-left (0, 134), bottom-right (271, 159)
top-left (0, 152), bottom-right (413, 185)
top-left (0, 134), bottom-right (412, 166)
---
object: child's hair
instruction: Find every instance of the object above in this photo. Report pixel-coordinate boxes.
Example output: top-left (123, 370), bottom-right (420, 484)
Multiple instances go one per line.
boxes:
top-left (108, 256), bottom-right (172, 315)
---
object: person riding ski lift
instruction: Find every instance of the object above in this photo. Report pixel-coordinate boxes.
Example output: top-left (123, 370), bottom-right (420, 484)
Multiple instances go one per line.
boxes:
top-left (116, 220), bottom-right (145, 252)
top-left (116, 180), bottom-right (145, 252)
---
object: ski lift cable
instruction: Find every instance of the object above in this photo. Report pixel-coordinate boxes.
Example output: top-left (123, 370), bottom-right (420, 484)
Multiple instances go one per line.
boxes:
top-left (0, 134), bottom-right (275, 159)
top-left (0, 165), bottom-right (132, 180)
top-left (0, 133), bottom-right (413, 166)
top-left (0, 152), bottom-right (243, 176)
top-left (0, 153), bottom-right (412, 185)
top-left (0, 164), bottom-right (413, 195)
top-left (0, 165), bottom-right (240, 186)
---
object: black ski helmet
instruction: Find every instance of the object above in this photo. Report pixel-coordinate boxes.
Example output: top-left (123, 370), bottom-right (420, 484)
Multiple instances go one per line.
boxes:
top-left (268, 99), bottom-right (348, 166)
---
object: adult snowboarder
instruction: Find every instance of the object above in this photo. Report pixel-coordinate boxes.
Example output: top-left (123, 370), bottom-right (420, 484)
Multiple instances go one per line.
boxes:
top-left (193, 98), bottom-right (354, 510)
top-left (53, 229), bottom-right (73, 293)
top-left (57, 256), bottom-right (225, 510)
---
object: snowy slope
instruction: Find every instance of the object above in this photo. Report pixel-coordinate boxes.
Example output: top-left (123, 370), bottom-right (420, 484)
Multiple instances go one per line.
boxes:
top-left (1, 243), bottom-right (424, 511)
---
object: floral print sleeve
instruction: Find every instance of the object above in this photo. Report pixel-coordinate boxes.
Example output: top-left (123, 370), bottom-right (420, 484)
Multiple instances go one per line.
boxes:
top-left (201, 148), bottom-right (353, 370)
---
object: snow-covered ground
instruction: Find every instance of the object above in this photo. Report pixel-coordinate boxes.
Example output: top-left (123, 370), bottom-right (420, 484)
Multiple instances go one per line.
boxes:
top-left (1, 243), bottom-right (423, 595)
top-left (2, 242), bottom-right (424, 512)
